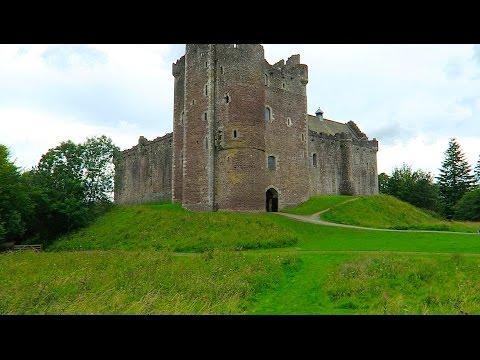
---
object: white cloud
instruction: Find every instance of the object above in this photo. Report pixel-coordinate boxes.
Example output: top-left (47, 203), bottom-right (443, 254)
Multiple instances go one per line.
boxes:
top-left (0, 107), bottom-right (161, 170)
top-left (0, 44), bottom-right (479, 178)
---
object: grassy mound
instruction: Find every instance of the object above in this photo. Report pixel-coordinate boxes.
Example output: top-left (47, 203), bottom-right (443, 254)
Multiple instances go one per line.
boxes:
top-left (48, 203), bottom-right (297, 252)
top-left (0, 250), bottom-right (298, 314)
top-left (321, 195), bottom-right (479, 233)
top-left (324, 254), bottom-right (480, 314)
top-left (282, 195), bottom-right (353, 215)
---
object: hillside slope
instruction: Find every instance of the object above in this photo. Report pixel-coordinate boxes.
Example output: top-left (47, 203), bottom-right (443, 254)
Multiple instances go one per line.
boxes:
top-left (321, 195), bottom-right (479, 233)
top-left (49, 203), bottom-right (297, 252)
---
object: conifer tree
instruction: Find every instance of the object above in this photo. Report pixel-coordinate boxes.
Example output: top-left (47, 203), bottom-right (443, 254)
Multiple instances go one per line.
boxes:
top-left (436, 138), bottom-right (475, 218)
top-left (475, 155), bottom-right (480, 187)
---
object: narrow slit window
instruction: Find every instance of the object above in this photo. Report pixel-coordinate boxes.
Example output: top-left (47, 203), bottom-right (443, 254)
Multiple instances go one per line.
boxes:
top-left (220, 66), bottom-right (224, 74)
top-left (264, 74), bottom-right (268, 86)
top-left (313, 153), bottom-right (317, 167)
top-left (265, 107), bottom-right (271, 122)
top-left (225, 94), bottom-right (230, 104)
top-left (204, 84), bottom-right (208, 96)
top-left (233, 130), bottom-right (238, 139)
top-left (203, 112), bottom-right (207, 121)
top-left (287, 117), bottom-right (292, 127)
top-left (268, 156), bottom-right (276, 170)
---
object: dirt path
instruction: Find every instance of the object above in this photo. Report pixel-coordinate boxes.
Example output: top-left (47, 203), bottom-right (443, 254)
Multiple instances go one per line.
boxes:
top-left (278, 205), bottom-right (478, 236)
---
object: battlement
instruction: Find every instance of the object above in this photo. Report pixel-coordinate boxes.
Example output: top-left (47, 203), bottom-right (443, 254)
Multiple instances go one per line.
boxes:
top-left (264, 54), bottom-right (308, 94)
top-left (172, 55), bottom-right (185, 77)
top-left (120, 133), bottom-right (173, 158)
top-left (308, 129), bottom-right (378, 150)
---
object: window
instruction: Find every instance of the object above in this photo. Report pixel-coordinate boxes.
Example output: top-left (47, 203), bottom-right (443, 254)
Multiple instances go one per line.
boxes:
top-left (312, 153), bottom-right (317, 167)
top-left (204, 84), bottom-right (208, 96)
top-left (205, 137), bottom-right (208, 150)
top-left (287, 117), bottom-right (292, 127)
top-left (233, 130), bottom-right (238, 139)
top-left (282, 82), bottom-right (285, 89)
top-left (268, 156), bottom-right (276, 170)
top-left (265, 106), bottom-right (272, 122)
top-left (203, 112), bottom-right (208, 121)
top-left (224, 94), bottom-right (230, 104)
top-left (233, 44), bottom-right (238, 48)
top-left (264, 74), bottom-right (268, 86)
top-left (220, 66), bottom-right (224, 74)
top-left (301, 133), bottom-right (305, 141)
top-left (205, 61), bottom-right (208, 68)
top-left (192, 99), bottom-right (195, 105)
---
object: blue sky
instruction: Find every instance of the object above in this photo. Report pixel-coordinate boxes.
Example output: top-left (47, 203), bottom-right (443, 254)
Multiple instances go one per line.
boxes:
top-left (0, 44), bottom-right (479, 176)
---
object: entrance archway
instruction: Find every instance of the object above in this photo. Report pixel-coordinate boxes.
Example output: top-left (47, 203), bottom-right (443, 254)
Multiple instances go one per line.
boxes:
top-left (266, 188), bottom-right (278, 212)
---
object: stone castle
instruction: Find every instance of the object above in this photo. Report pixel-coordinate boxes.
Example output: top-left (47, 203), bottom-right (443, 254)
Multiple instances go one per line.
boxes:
top-left (114, 44), bottom-right (379, 212)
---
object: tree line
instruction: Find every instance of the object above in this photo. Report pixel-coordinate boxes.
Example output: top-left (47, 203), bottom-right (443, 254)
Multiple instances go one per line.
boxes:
top-left (0, 136), bottom-right (119, 246)
top-left (379, 138), bottom-right (480, 221)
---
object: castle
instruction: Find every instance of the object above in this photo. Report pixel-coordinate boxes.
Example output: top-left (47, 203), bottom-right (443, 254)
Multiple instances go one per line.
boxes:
top-left (114, 44), bottom-right (379, 212)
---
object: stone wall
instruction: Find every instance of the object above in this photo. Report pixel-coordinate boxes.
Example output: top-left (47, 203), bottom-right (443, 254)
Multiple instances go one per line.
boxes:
top-left (114, 133), bottom-right (173, 204)
top-left (308, 131), bottom-right (379, 196)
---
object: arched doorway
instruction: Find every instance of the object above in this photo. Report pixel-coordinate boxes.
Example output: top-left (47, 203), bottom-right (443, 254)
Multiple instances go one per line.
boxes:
top-left (266, 188), bottom-right (278, 212)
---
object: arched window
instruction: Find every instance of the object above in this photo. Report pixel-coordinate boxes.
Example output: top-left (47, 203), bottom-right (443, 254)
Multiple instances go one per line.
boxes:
top-left (265, 107), bottom-right (272, 122)
top-left (312, 153), bottom-right (317, 167)
top-left (268, 156), bottom-right (276, 170)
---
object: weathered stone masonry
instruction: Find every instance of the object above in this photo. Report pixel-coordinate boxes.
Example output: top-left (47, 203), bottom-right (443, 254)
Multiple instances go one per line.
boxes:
top-left (114, 44), bottom-right (379, 210)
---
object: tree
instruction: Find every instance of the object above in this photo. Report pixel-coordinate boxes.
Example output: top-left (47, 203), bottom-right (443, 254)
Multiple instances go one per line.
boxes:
top-left (28, 136), bottom-right (119, 240)
top-left (0, 145), bottom-right (32, 243)
top-left (437, 138), bottom-right (475, 218)
top-left (381, 164), bottom-right (440, 211)
top-left (475, 156), bottom-right (480, 187)
top-left (454, 188), bottom-right (480, 221)
top-left (378, 172), bottom-right (390, 194)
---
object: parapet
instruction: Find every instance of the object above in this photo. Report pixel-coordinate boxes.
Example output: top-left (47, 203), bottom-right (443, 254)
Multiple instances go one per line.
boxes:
top-left (264, 53), bottom-right (308, 93)
top-left (309, 129), bottom-right (378, 150)
top-left (172, 55), bottom-right (185, 77)
top-left (120, 133), bottom-right (173, 158)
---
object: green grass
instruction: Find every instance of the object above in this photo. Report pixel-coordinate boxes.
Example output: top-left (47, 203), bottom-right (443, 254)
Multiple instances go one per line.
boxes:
top-left (282, 195), bottom-right (352, 215)
top-left (49, 203), bottom-right (297, 252)
top-left (0, 250), bottom-right (298, 314)
top-left (4, 198), bottom-right (480, 314)
top-left (320, 194), bottom-right (479, 233)
top-left (251, 252), bottom-right (480, 314)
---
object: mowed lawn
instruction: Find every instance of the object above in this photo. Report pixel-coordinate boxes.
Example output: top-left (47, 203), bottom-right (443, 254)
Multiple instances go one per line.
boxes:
top-left (3, 198), bottom-right (480, 314)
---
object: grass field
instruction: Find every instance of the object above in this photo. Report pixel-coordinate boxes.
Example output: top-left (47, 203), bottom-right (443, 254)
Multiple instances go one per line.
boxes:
top-left (3, 197), bottom-right (480, 314)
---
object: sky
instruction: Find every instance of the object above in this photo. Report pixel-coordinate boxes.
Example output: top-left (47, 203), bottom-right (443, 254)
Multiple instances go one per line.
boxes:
top-left (0, 44), bottom-right (479, 177)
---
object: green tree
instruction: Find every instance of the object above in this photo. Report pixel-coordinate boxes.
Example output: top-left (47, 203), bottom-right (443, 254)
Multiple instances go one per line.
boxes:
top-left (0, 145), bottom-right (32, 243)
top-left (82, 135), bottom-right (119, 204)
top-left (378, 172), bottom-right (390, 194)
top-left (437, 138), bottom-right (475, 218)
top-left (454, 188), bottom-right (480, 221)
top-left (382, 164), bottom-right (440, 211)
top-left (28, 136), bottom-right (119, 240)
top-left (475, 156), bottom-right (480, 187)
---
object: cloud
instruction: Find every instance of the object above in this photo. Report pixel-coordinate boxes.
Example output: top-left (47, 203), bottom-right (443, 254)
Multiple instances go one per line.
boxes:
top-left (0, 107), bottom-right (162, 170)
top-left (41, 45), bottom-right (108, 70)
top-left (0, 44), bottom-right (479, 178)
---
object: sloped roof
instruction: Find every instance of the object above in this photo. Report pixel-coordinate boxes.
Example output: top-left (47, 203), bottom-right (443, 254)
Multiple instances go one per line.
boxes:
top-left (307, 115), bottom-right (358, 138)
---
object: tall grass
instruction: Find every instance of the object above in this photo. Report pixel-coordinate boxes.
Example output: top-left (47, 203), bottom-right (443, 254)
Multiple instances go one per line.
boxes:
top-left (324, 254), bottom-right (480, 314)
top-left (0, 250), bottom-right (298, 314)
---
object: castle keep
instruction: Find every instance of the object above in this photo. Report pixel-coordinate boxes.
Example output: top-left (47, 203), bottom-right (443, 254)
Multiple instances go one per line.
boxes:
top-left (114, 44), bottom-right (379, 211)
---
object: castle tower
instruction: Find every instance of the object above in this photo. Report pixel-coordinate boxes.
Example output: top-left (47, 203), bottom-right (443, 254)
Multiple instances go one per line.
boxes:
top-left (172, 44), bottom-right (267, 211)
